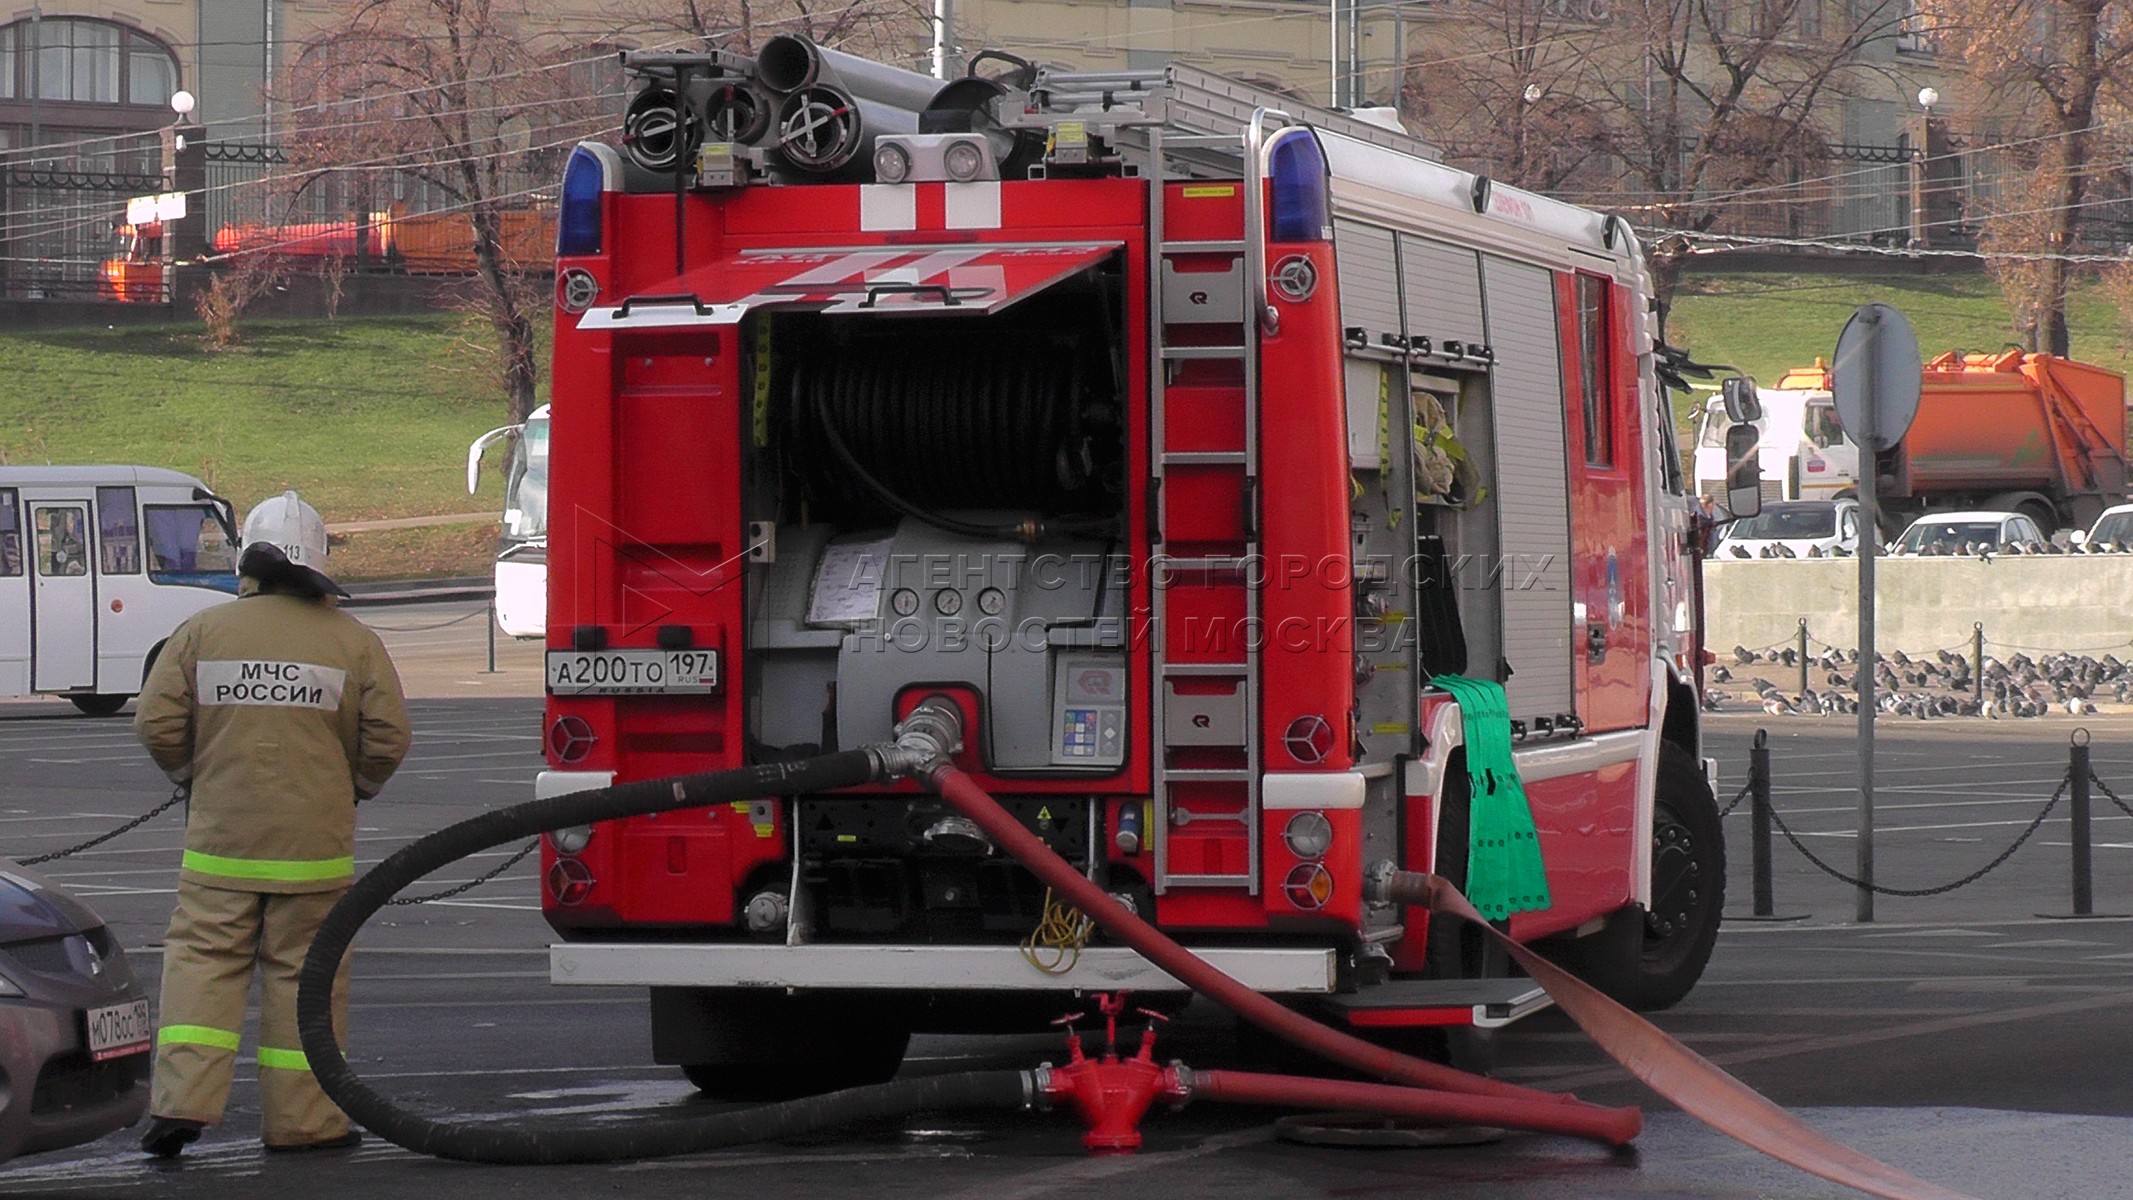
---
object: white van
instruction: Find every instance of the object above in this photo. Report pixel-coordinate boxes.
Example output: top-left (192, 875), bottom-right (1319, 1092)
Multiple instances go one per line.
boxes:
top-left (0, 467), bottom-right (239, 715)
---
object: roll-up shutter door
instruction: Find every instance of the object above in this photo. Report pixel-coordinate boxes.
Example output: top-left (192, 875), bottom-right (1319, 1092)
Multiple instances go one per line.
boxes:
top-left (1479, 255), bottom-right (1573, 721)
top-left (1400, 234), bottom-right (1487, 351)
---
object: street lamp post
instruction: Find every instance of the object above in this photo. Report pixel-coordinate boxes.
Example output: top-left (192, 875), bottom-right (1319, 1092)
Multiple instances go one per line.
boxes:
top-left (1910, 87), bottom-right (1939, 248)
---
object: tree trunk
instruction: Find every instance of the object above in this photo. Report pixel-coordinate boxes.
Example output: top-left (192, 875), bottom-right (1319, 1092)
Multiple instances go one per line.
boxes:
top-left (468, 205), bottom-right (542, 423)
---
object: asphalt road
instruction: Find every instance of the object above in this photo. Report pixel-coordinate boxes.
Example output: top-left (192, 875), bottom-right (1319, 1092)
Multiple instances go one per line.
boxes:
top-left (3, 608), bottom-right (2131, 1198)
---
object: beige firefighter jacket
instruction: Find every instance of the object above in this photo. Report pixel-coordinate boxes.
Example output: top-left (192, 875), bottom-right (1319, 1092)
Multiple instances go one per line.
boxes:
top-left (135, 583), bottom-right (411, 893)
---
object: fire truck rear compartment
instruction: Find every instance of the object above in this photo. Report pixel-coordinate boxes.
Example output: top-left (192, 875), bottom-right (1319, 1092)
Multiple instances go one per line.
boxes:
top-left (743, 275), bottom-right (1134, 937)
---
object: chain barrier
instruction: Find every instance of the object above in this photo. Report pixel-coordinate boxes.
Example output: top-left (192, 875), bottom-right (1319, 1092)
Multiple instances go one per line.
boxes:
top-left (388, 839), bottom-right (541, 906)
top-left (14, 788), bottom-right (539, 906)
top-left (1717, 779), bottom-right (1751, 819)
top-left (360, 608), bottom-right (489, 634)
top-left (18, 785), bottom-right (190, 865)
top-left (1764, 774), bottom-right (2068, 898)
top-left (2094, 772), bottom-right (2133, 822)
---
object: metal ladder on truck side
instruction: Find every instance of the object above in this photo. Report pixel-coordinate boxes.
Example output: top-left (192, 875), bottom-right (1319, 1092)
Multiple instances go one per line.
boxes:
top-left (1016, 69), bottom-right (1434, 894)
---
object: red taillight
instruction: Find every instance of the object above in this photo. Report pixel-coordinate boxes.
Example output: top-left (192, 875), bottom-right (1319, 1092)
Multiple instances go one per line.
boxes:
top-left (548, 715), bottom-right (597, 764)
top-left (547, 857), bottom-right (595, 905)
top-left (1282, 862), bottom-right (1334, 910)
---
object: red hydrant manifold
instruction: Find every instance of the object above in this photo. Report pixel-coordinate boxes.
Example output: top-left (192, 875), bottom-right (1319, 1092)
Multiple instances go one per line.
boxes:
top-left (1032, 994), bottom-right (1188, 1153)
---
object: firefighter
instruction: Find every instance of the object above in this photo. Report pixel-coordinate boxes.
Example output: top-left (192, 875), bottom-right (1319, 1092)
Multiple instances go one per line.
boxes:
top-left (133, 490), bottom-right (411, 1157)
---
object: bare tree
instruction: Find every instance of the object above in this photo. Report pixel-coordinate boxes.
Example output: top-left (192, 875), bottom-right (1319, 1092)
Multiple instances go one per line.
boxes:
top-left (1930, 0), bottom-right (2133, 356)
top-left (280, 0), bottom-right (614, 422)
top-left (1410, 0), bottom-right (1619, 192)
top-left (1419, 0), bottom-right (1904, 323)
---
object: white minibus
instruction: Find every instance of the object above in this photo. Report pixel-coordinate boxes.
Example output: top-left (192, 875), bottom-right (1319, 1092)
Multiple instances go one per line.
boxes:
top-left (0, 466), bottom-right (239, 715)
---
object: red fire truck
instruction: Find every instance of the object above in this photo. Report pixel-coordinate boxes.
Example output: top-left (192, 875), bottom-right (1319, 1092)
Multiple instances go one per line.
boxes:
top-left (536, 39), bottom-right (1726, 1098)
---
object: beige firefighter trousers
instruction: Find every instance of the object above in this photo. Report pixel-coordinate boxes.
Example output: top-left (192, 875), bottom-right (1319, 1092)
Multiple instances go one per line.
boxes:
top-left (151, 879), bottom-right (354, 1145)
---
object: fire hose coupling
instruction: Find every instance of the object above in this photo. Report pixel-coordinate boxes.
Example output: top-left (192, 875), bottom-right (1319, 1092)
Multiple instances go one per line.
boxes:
top-left (1362, 863), bottom-right (1436, 908)
top-left (870, 695), bottom-right (968, 783)
top-left (1039, 993), bottom-right (1193, 1153)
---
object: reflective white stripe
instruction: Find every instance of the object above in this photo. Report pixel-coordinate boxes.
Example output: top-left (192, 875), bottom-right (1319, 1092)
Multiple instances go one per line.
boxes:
top-left (1262, 772), bottom-right (1367, 811)
top-left (196, 660), bottom-right (345, 710)
top-left (868, 248), bottom-right (986, 285)
top-left (780, 249), bottom-right (903, 286)
top-left (859, 185), bottom-right (917, 231)
top-left (535, 769), bottom-right (616, 800)
top-left (944, 181), bottom-right (1002, 229)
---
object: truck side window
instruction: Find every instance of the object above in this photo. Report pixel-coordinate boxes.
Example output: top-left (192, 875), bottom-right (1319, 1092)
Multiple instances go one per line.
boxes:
top-left (36, 507), bottom-right (89, 577)
top-left (97, 486), bottom-right (140, 574)
top-left (0, 490), bottom-right (19, 576)
top-left (1576, 273), bottom-right (1612, 466)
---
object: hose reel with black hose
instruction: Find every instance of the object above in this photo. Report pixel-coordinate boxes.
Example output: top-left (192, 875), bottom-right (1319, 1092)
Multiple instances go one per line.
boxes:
top-left (783, 330), bottom-right (1122, 539)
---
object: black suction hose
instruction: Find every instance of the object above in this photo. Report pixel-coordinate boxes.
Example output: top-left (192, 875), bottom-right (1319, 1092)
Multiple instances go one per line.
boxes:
top-left (295, 749), bottom-right (1032, 1164)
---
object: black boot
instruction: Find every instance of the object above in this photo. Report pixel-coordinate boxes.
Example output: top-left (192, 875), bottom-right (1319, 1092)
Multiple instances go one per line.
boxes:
top-left (141, 1116), bottom-right (205, 1158)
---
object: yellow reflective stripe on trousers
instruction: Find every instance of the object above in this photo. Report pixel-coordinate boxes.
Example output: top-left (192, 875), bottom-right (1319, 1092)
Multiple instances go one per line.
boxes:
top-left (159, 1024), bottom-right (242, 1052)
top-left (181, 849), bottom-right (354, 882)
top-left (256, 1046), bottom-right (311, 1072)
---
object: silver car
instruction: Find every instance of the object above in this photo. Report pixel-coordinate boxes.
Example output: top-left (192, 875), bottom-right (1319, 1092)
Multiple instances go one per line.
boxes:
top-left (0, 859), bottom-right (152, 1161)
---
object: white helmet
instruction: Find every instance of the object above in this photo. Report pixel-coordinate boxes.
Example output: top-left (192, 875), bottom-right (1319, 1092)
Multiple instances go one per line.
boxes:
top-left (240, 490), bottom-right (344, 596)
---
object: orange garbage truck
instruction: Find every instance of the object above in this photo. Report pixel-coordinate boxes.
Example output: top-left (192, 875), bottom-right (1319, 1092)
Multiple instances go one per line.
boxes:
top-left (1704, 350), bottom-right (2131, 533)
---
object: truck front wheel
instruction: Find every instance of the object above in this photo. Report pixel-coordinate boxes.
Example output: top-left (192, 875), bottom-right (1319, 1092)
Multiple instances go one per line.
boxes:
top-left (1548, 743), bottom-right (1725, 1011)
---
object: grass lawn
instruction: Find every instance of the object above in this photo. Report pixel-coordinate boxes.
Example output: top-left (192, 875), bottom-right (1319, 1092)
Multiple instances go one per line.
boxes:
top-left (1666, 271), bottom-right (2133, 430)
top-left (0, 313), bottom-right (530, 521)
top-left (0, 313), bottom-right (536, 580)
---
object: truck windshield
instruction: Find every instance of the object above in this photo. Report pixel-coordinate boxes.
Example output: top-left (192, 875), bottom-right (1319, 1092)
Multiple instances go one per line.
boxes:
top-left (144, 504), bottom-right (239, 582)
top-left (503, 414), bottom-right (549, 544)
top-left (1697, 405), bottom-right (1730, 448)
top-left (1899, 521), bottom-right (2001, 553)
top-left (2088, 512), bottom-right (2133, 546)
top-left (1729, 504), bottom-right (1836, 539)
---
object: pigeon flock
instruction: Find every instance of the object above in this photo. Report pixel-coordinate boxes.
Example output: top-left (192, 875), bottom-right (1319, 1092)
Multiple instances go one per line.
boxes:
top-left (1704, 644), bottom-right (2131, 719)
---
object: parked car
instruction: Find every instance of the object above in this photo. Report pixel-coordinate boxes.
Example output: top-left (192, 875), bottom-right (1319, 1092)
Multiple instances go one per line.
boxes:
top-left (2071, 503), bottom-right (2133, 551)
top-left (0, 859), bottom-right (151, 1162)
top-left (1893, 511), bottom-right (2048, 555)
top-left (1713, 499), bottom-right (1863, 558)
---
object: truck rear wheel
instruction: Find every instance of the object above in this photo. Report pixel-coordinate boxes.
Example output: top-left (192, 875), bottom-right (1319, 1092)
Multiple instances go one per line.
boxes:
top-left (652, 987), bottom-right (910, 1101)
top-left (68, 694), bottom-right (130, 717)
top-left (1549, 743), bottom-right (1725, 1011)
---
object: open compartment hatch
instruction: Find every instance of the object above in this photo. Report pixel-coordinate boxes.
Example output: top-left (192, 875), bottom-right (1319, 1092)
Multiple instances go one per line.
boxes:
top-left (580, 241), bottom-right (1124, 328)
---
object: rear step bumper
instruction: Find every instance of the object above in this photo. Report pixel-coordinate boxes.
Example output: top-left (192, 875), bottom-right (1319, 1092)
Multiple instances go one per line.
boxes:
top-left (1318, 979), bottom-right (1554, 1029)
top-left (551, 942), bottom-right (1337, 993)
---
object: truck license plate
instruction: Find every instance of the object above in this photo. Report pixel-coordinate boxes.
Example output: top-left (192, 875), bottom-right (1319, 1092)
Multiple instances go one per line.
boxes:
top-left (546, 649), bottom-right (720, 696)
top-left (85, 998), bottom-right (152, 1061)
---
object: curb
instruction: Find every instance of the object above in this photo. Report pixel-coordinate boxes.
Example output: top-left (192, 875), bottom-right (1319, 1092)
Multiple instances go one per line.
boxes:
top-left (340, 576), bottom-right (494, 608)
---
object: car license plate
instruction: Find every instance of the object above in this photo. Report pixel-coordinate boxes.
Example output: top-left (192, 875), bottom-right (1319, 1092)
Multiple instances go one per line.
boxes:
top-left (85, 998), bottom-right (152, 1061)
top-left (546, 649), bottom-right (720, 696)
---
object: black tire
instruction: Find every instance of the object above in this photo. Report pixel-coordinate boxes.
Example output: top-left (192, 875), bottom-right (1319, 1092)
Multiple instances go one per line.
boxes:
top-left (680, 1034), bottom-right (909, 1102)
top-left (1550, 743), bottom-right (1725, 1011)
top-left (652, 987), bottom-right (910, 1102)
top-left (69, 694), bottom-right (131, 717)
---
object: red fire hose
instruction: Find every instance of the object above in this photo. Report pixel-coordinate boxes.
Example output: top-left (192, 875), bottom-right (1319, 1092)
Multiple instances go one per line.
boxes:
top-left (927, 766), bottom-right (1639, 1136)
top-left (928, 760), bottom-right (1981, 1200)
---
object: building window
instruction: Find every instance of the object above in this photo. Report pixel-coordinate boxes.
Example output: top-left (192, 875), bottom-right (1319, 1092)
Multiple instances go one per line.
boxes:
top-left (0, 18), bottom-right (178, 107)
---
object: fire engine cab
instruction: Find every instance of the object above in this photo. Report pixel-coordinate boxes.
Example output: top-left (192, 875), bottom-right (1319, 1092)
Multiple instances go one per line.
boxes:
top-left (537, 39), bottom-right (1723, 1098)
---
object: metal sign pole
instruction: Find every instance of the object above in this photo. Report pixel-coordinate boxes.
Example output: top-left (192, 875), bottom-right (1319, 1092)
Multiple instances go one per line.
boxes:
top-left (1831, 301), bottom-right (1918, 924)
top-left (1856, 374), bottom-right (1877, 924)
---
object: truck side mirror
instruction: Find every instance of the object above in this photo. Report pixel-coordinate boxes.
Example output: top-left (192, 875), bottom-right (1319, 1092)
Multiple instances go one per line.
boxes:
top-left (1725, 423), bottom-right (1761, 519)
top-left (1721, 375), bottom-right (1762, 423)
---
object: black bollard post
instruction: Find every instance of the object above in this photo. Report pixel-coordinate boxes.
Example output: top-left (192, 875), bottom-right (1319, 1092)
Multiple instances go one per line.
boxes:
top-left (1797, 619), bottom-right (1809, 699)
top-left (1752, 729), bottom-right (1774, 916)
top-left (2042, 728), bottom-right (2122, 919)
top-left (2071, 730), bottom-right (2092, 916)
top-left (1737, 728), bottom-right (1808, 922)
top-left (1972, 622), bottom-right (1984, 703)
top-left (484, 593), bottom-right (499, 675)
